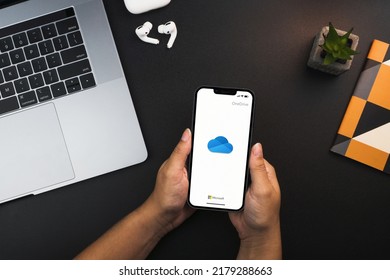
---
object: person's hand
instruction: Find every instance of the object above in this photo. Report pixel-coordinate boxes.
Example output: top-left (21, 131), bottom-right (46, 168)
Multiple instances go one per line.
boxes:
top-left (144, 128), bottom-right (195, 235)
top-left (75, 129), bottom-right (195, 260)
top-left (229, 143), bottom-right (282, 259)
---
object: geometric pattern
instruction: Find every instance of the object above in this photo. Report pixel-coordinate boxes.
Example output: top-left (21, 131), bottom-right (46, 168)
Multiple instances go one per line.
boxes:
top-left (331, 40), bottom-right (390, 174)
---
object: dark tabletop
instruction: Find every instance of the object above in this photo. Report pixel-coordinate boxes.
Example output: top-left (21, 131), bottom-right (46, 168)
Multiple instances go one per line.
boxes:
top-left (1, 0), bottom-right (390, 260)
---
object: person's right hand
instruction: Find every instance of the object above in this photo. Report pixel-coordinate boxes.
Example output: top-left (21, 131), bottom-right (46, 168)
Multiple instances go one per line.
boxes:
top-left (229, 143), bottom-right (282, 259)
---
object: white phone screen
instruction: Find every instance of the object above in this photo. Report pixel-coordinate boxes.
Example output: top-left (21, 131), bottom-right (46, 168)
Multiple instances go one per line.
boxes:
top-left (189, 88), bottom-right (254, 211)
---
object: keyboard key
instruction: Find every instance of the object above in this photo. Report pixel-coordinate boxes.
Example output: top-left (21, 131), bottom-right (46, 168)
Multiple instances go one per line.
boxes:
top-left (32, 57), bottom-right (48, 73)
top-left (9, 48), bottom-right (25, 64)
top-left (28, 73), bottom-right (44, 89)
top-left (0, 96), bottom-right (19, 115)
top-left (0, 53), bottom-right (11, 68)
top-left (51, 81), bottom-right (66, 97)
top-left (12, 32), bottom-right (28, 48)
top-left (3, 65), bottom-right (18, 81)
top-left (0, 71), bottom-right (3, 84)
top-left (24, 44), bottom-right (40, 60)
top-left (56, 17), bottom-right (79, 35)
top-left (0, 82), bottom-right (16, 98)
top-left (58, 59), bottom-right (91, 80)
top-left (52, 35), bottom-right (69, 51)
top-left (79, 73), bottom-right (96, 89)
top-left (43, 69), bottom-right (59, 84)
top-left (0, 37), bottom-right (14, 52)
top-left (46, 53), bottom-right (62, 68)
top-left (38, 40), bottom-right (54, 55)
top-left (36, 86), bottom-right (52, 102)
top-left (41, 23), bottom-right (57, 39)
top-left (14, 78), bottom-right (30, 93)
top-left (27, 28), bottom-right (43, 43)
top-left (65, 77), bottom-right (81, 93)
top-left (61, 45), bottom-right (87, 64)
top-left (17, 61), bottom-right (33, 77)
top-left (18, 91), bottom-right (37, 108)
top-left (67, 31), bottom-right (83, 47)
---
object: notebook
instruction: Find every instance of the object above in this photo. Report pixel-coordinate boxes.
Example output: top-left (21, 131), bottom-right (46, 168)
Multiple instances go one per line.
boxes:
top-left (0, 0), bottom-right (147, 204)
top-left (331, 39), bottom-right (390, 174)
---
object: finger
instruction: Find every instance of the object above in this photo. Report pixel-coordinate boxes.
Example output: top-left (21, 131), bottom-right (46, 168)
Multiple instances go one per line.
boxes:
top-left (249, 143), bottom-right (271, 187)
top-left (167, 128), bottom-right (192, 170)
top-left (263, 159), bottom-right (280, 193)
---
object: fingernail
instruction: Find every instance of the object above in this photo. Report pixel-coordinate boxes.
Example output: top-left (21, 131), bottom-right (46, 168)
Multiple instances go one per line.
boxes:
top-left (253, 143), bottom-right (263, 157)
top-left (181, 128), bottom-right (191, 142)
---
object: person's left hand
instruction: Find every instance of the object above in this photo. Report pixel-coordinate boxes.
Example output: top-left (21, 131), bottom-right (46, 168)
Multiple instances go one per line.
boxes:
top-left (74, 129), bottom-right (195, 260)
top-left (145, 128), bottom-right (195, 235)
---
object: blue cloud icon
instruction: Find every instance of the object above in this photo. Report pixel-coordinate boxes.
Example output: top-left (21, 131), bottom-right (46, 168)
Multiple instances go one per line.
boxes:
top-left (207, 136), bottom-right (233, 154)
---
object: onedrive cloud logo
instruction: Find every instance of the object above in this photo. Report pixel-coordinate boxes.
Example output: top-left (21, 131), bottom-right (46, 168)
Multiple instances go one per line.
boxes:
top-left (207, 136), bottom-right (233, 154)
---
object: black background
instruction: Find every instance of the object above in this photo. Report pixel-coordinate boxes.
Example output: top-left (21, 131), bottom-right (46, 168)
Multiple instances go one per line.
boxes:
top-left (1, 0), bottom-right (390, 259)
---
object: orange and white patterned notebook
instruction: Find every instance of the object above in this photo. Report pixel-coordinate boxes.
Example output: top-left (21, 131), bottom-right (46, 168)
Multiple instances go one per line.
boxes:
top-left (331, 40), bottom-right (390, 174)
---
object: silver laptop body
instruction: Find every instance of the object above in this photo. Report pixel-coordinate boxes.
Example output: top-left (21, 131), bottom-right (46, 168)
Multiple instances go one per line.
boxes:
top-left (0, 0), bottom-right (148, 203)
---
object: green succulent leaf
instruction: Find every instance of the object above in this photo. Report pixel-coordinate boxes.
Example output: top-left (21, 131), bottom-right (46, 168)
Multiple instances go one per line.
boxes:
top-left (341, 27), bottom-right (354, 42)
top-left (323, 53), bottom-right (337, 65)
top-left (325, 22), bottom-right (340, 45)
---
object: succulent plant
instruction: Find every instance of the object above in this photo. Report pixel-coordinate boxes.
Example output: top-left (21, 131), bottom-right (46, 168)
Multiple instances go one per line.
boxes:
top-left (320, 22), bottom-right (359, 65)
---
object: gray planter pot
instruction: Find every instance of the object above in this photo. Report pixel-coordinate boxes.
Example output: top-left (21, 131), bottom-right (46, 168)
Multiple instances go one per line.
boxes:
top-left (307, 26), bottom-right (359, 75)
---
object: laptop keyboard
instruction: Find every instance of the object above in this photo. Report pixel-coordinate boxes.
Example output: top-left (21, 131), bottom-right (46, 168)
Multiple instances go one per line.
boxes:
top-left (0, 7), bottom-right (96, 116)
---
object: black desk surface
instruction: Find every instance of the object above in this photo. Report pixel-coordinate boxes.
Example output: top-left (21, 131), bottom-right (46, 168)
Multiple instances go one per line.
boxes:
top-left (1, 0), bottom-right (390, 260)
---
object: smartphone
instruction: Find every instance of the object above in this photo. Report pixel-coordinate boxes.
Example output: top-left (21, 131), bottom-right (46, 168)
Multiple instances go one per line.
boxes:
top-left (188, 87), bottom-right (254, 211)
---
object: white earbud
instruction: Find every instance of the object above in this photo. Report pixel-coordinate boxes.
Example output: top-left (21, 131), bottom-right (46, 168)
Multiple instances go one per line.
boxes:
top-left (135, 21), bottom-right (159, 45)
top-left (158, 21), bottom-right (177, 49)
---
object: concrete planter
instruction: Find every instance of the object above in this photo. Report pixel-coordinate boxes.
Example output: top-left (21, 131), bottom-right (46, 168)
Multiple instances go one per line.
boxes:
top-left (307, 26), bottom-right (359, 75)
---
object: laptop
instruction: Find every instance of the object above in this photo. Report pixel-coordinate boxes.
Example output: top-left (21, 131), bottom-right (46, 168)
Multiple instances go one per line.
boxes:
top-left (0, 0), bottom-right (148, 204)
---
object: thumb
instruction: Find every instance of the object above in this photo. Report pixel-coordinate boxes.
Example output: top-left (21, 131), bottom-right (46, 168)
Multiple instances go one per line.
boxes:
top-left (249, 143), bottom-right (271, 187)
top-left (168, 129), bottom-right (192, 170)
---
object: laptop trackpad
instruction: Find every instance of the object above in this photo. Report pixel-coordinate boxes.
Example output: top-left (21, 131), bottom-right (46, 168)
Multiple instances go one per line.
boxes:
top-left (0, 103), bottom-right (75, 202)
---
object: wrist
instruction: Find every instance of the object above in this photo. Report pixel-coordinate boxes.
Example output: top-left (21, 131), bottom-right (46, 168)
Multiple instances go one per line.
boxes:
top-left (138, 195), bottom-right (177, 239)
top-left (237, 223), bottom-right (282, 260)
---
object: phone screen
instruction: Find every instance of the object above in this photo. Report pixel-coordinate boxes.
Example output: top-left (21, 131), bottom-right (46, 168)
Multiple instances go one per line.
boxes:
top-left (188, 87), bottom-right (254, 211)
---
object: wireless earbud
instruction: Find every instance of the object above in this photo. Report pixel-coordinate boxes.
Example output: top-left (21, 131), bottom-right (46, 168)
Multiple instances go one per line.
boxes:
top-left (135, 21), bottom-right (159, 45)
top-left (158, 21), bottom-right (177, 49)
